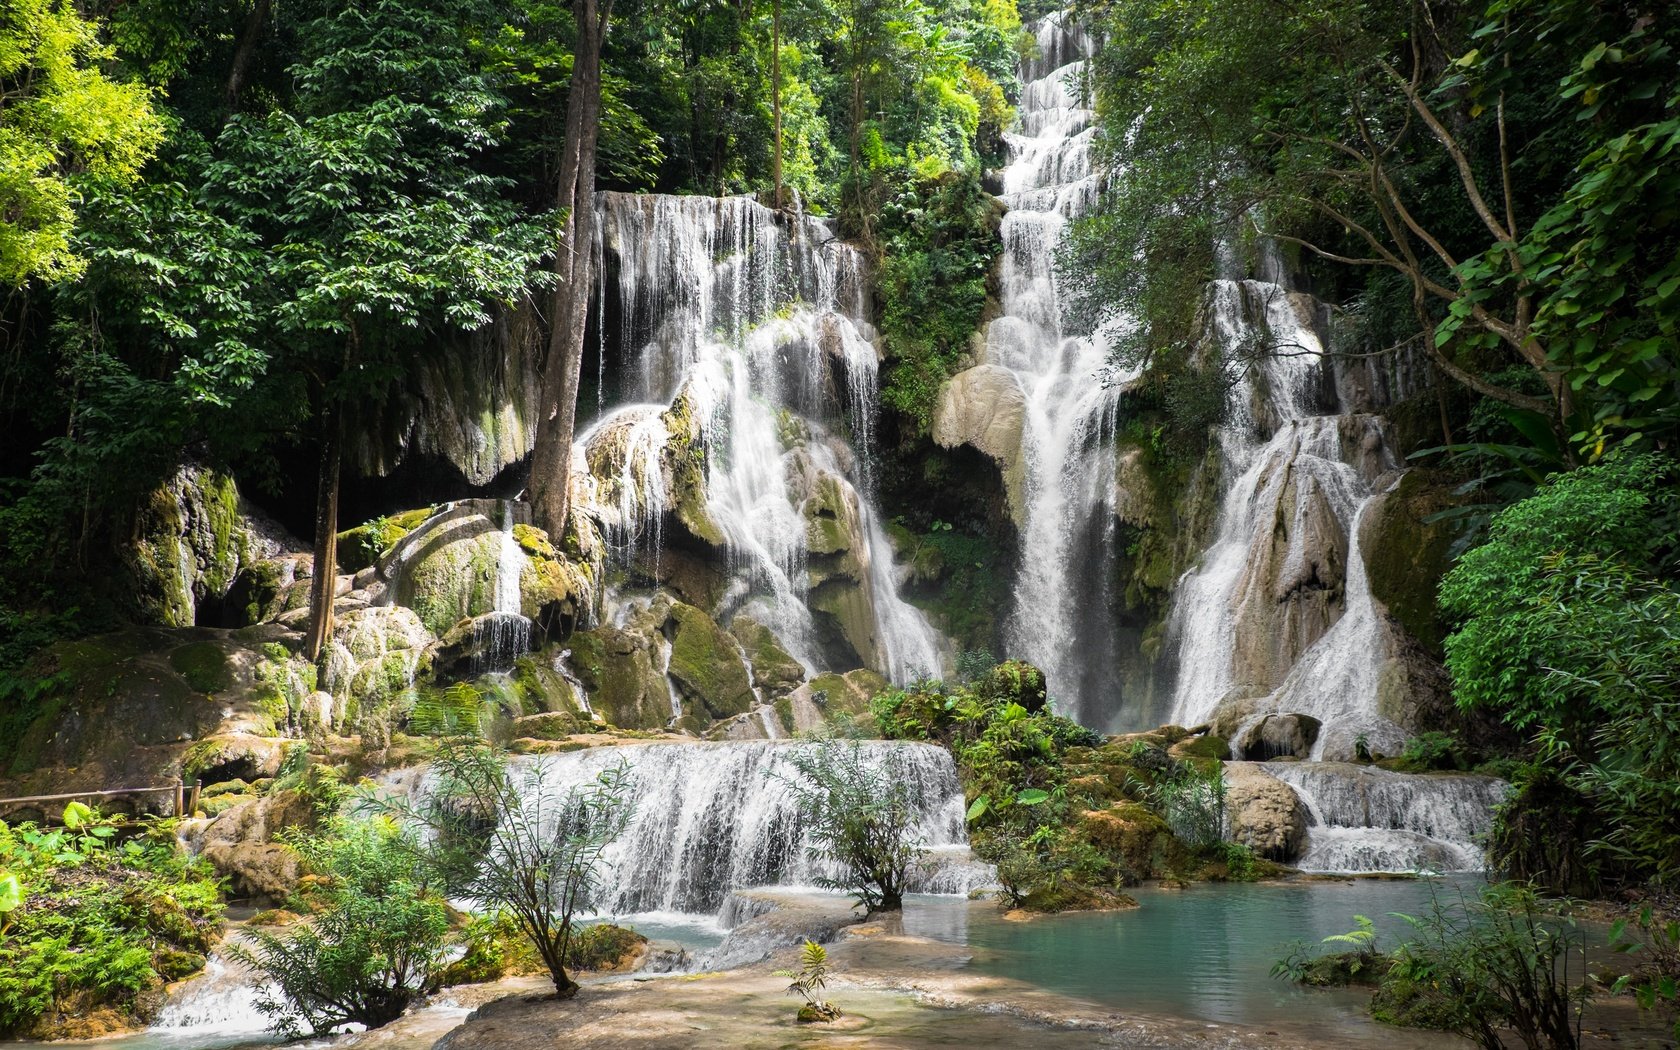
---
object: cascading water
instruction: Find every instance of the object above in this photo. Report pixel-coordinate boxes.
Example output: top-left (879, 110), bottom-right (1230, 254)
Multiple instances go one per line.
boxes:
top-left (149, 940), bottom-right (272, 1037)
top-left (471, 500), bottom-right (533, 676)
top-left (986, 14), bottom-right (1131, 725)
top-left (442, 741), bottom-right (989, 919)
top-left (1164, 280), bottom-right (1410, 761)
top-left (1265, 762), bottom-right (1508, 873)
top-left (577, 192), bottom-right (944, 682)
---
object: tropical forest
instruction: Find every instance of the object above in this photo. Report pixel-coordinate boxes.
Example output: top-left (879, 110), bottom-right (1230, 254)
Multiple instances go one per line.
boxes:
top-left (0, 0), bottom-right (1676, 1046)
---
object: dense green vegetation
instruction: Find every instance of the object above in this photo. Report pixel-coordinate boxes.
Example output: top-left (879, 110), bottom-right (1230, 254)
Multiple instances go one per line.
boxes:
top-left (0, 807), bottom-right (222, 1039)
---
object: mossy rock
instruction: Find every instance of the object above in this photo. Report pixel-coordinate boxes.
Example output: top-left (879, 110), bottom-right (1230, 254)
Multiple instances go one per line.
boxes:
top-left (1170, 733), bottom-right (1231, 761)
top-left (169, 642), bottom-right (233, 694)
top-left (337, 507), bottom-right (434, 575)
top-left (1018, 882), bottom-right (1138, 914)
top-left (1359, 470), bottom-right (1465, 653)
top-left (564, 628), bottom-right (671, 731)
top-left (1079, 802), bottom-right (1187, 878)
top-left (665, 603), bottom-right (754, 720)
top-left (511, 712), bottom-right (585, 740)
top-left (730, 615), bottom-right (806, 695)
top-left (972, 660), bottom-right (1048, 712)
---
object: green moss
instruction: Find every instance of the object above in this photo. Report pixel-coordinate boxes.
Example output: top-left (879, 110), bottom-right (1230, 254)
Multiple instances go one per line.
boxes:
top-left (1360, 470), bottom-right (1463, 652)
top-left (1174, 734), bottom-right (1231, 761)
top-left (666, 604), bottom-right (754, 720)
top-left (169, 642), bottom-right (232, 694)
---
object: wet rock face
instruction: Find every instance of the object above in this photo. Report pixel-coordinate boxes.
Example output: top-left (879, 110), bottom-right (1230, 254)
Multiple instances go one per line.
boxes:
top-left (666, 602), bottom-right (755, 721)
top-left (1223, 762), bottom-right (1308, 863)
top-left (1237, 713), bottom-right (1322, 761)
top-left (183, 788), bottom-right (315, 902)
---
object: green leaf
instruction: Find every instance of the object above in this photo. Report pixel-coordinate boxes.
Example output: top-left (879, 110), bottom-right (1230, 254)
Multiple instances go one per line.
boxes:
top-left (0, 872), bottom-right (21, 913)
top-left (62, 801), bottom-right (94, 829)
top-left (1014, 788), bottom-right (1050, 806)
top-left (965, 796), bottom-right (990, 822)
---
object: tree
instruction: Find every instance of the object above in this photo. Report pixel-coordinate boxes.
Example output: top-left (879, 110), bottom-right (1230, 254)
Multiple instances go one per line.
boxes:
top-left (528, 0), bottom-right (616, 543)
top-left (0, 0), bottom-right (163, 286)
top-left (776, 742), bottom-right (924, 915)
top-left (231, 820), bottom-right (451, 1038)
top-left (1069, 0), bottom-right (1677, 453)
top-left (206, 0), bottom-right (549, 660)
top-left (378, 738), bottom-right (633, 998)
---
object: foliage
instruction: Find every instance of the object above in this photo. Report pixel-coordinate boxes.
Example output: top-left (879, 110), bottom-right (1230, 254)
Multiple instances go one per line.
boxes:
top-left (374, 736), bottom-right (633, 997)
top-left (0, 0), bottom-right (163, 285)
top-left (1374, 883), bottom-right (1586, 1050)
top-left (0, 808), bottom-right (222, 1039)
top-left (775, 742), bottom-right (923, 914)
top-left (1440, 454), bottom-right (1680, 885)
top-left (1069, 0), bottom-right (1680, 455)
top-left (230, 819), bottom-right (450, 1038)
top-left (1133, 760), bottom-right (1225, 850)
top-left (774, 939), bottom-right (840, 1022)
top-left (1272, 915), bottom-right (1385, 987)
top-left (1608, 903), bottom-right (1680, 1040)
top-left (874, 170), bottom-right (1000, 428)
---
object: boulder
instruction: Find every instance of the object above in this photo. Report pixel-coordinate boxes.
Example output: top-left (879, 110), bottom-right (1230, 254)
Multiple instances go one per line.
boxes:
top-left (319, 606), bottom-right (433, 728)
top-left (124, 464), bottom-right (302, 628)
top-left (729, 615), bottom-right (806, 696)
top-left (1223, 762), bottom-right (1309, 862)
top-left (185, 788), bottom-right (316, 901)
top-left (665, 603), bottom-right (755, 720)
top-left (1237, 713), bottom-right (1321, 761)
top-left (932, 365), bottom-right (1028, 526)
top-left (1078, 802), bottom-right (1186, 878)
top-left (565, 621), bottom-right (674, 731)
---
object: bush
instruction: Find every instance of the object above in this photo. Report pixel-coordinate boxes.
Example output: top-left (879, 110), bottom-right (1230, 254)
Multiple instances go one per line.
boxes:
top-left (380, 737), bottom-right (633, 997)
top-left (1376, 883), bottom-right (1586, 1050)
top-left (231, 820), bottom-right (450, 1038)
top-left (776, 742), bottom-right (924, 915)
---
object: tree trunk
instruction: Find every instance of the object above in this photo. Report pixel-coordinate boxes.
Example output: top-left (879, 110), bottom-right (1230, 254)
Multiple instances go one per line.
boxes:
top-left (529, 0), bottom-right (615, 542)
top-left (771, 0), bottom-right (783, 208)
top-left (224, 0), bottom-right (271, 108)
top-left (303, 404), bottom-right (341, 662)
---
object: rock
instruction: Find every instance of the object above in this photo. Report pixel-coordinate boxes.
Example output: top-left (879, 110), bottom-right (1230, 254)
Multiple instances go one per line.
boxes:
top-left (1223, 762), bottom-right (1309, 862)
top-left (511, 712), bottom-right (586, 740)
top-left (184, 788), bottom-right (315, 901)
top-left (336, 506), bottom-right (436, 575)
top-left (0, 627), bottom-right (304, 813)
top-left (319, 606), bottom-right (433, 730)
top-left (1078, 802), bottom-right (1185, 877)
top-left (932, 364), bottom-right (1028, 526)
top-left (729, 615), bottom-right (806, 696)
top-left (971, 660), bottom-right (1048, 712)
top-left (1236, 713), bottom-right (1321, 761)
top-left (564, 623), bottom-right (672, 731)
top-left (1359, 469), bottom-right (1464, 653)
top-left (665, 602), bottom-right (754, 720)
top-left (124, 464), bottom-right (303, 628)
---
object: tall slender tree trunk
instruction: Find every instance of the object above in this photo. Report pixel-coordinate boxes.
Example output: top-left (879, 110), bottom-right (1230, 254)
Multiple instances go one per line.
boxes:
top-left (303, 402), bottom-right (341, 662)
top-left (771, 0), bottom-right (783, 208)
top-left (529, 0), bottom-right (614, 542)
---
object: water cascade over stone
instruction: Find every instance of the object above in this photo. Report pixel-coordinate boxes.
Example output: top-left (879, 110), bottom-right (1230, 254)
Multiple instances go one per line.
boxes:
top-left (576, 193), bottom-right (944, 682)
top-left (1265, 762), bottom-right (1507, 873)
top-left (1164, 280), bottom-right (1413, 761)
top-left (151, 940), bottom-right (273, 1036)
top-left (960, 12), bottom-right (1130, 724)
top-left (453, 741), bottom-right (990, 918)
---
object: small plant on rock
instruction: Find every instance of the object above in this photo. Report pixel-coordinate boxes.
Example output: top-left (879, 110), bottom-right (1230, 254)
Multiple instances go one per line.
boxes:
top-left (777, 939), bottom-right (840, 1023)
top-left (776, 742), bottom-right (923, 915)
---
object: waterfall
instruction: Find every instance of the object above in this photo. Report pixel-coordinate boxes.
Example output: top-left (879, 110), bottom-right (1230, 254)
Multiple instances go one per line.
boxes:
top-left (472, 500), bottom-right (533, 676)
top-left (1266, 762), bottom-right (1508, 874)
top-left (447, 741), bottom-right (989, 919)
top-left (987, 13), bottom-right (1131, 724)
top-left (579, 192), bottom-right (944, 683)
top-left (1164, 281), bottom-right (1409, 760)
top-left (151, 941), bottom-right (272, 1036)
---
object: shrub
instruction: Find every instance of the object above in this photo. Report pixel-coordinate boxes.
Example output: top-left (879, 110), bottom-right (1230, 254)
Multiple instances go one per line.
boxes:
top-left (231, 819), bottom-right (450, 1037)
top-left (776, 742), bottom-right (924, 915)
top-left (379, 737), bottom-right (633, 997)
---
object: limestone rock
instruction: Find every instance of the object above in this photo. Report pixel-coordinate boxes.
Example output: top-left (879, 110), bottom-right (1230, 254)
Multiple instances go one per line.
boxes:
top-left (124, 464), bottom-right (302, 628)
top-left (1358, 469), bottom-right (1464, 652)
top-left (319, 606), bottom-right (433, 729)
top-left (932, 365), bottom-right (1028, 526)
top-left (665, 602), bottom-right (755, 720)
top-left (564, 623), bottom-right (672, 731)
top-left (1078, 802), bottom-right (1185, 877)
top-left (184, 788), bottom-right (315, 901)
top-left (729, 615), bottom-right (806, 696)
top-left (1224, 762), bottom-right (1308, 862)
top-left (1236, 713), bottom-right (1321, 761)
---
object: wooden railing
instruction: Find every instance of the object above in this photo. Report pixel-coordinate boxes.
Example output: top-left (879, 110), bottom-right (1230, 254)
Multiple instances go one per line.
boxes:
top-left (0, 781), bottom-right (202, 822)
